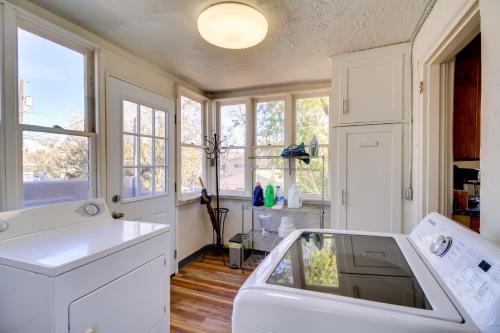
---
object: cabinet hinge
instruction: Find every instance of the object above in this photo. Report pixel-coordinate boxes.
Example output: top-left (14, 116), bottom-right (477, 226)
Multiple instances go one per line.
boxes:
top-left (419, 81), bottom-right (424, 94)
top-left (342, 97), bottom-right (349, 114)
top-left (164, 258), bottom-right (167, 266)
top-left (174, 114), bottom-right (177, 125)
top-left (174, 249), bottom-right (177, 260)
top-left (164, 306), bottom-right (167, 313)
top-left (341, 189), bottom-right (347, 205)
top-left (174, 182), bottom-right (177, 193)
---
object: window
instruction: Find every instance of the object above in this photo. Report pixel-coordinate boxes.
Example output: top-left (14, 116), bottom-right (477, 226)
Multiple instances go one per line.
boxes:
top-left (255, 100), bottom-right (285, 188)
top-left (215, 92), bottom-right (329, 201)
top-left (219, 103), bottom-right (246, 193)
top-left (122, 101), bottom-right (168, 199)
top-left (18, 26), bottom-right (95, 208)
top-left (180, 95), bottom-right (204, 197)
top-left (295, 96), bottom-right (329, 196)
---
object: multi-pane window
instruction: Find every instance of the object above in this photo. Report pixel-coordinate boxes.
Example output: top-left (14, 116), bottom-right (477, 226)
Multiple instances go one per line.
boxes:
top-left (295, 96), bottom-right (329, 196)
top-left (215, 93), bottom-right (329, 200)
top-left (18, 26), bottom-right (94, 208)
top-left (219, 104), bottom-right (246, 193)
top-left (255, 100), bottom-right (285, 188)
top-left (122, 101), bottom-right (168, 199)
top-left (180, 96), bottom-right (204, 196)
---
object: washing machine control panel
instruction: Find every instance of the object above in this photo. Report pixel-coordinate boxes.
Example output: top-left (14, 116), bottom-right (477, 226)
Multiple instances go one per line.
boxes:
top-left (410, 213), bottom-right (500, 331)
top-left (429, 234), bottom-right (453, 256)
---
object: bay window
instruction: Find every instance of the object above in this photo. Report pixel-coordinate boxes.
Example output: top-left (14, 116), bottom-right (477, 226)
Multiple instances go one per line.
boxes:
top-left (216, 92), bottom-right (329, 201)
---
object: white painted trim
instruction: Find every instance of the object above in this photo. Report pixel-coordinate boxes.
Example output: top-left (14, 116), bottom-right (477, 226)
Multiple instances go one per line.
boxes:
top-left (3, 4), bottom-right (20, 209)
top-left (417, 0), bottom-right (480, 220)
top-left (0, 3), bottom-right (5, 211)
top-left (211, 81), bottom-right (331, 100)
top-left (214, 99), bottom-right (250, 197)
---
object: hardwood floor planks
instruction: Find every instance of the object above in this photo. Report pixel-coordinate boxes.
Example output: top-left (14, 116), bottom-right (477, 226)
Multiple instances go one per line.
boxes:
top-left (170, 253), bottom-right (250, 333)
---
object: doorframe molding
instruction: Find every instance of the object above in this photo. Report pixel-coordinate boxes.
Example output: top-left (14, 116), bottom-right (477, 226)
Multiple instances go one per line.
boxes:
top-left (418, 0), bottom-right (480, 219)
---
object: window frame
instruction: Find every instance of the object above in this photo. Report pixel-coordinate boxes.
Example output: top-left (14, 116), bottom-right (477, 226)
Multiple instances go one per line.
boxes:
top-left (176, 87), bottom-right (208, 201)
top-left (292, 91), bottom-right (330, 200)
top-left (216, 99), bottom-right (250, 197)
top-left (5, 15), bottom-right (98, 209)
top-left (120, 98), bottom-right (169, 202)
top-left (214, 90), bottom-right (330, 201)
top-left (253, 96), bottom-right (289, 193)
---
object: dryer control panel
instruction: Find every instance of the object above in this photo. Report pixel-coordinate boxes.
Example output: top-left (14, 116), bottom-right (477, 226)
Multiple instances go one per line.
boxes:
top-left (410, 213), bottom-right (500, 332)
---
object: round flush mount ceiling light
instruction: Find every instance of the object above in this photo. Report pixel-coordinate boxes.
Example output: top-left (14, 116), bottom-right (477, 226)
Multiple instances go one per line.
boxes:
top-left (197, 2), bottom-right (268, 49)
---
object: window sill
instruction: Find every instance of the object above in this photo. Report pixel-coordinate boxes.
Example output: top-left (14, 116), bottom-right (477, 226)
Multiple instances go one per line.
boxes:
top-left (217, 195), bottom-right (331, 206)
top-left (176, 195), bottom-right (201, 207)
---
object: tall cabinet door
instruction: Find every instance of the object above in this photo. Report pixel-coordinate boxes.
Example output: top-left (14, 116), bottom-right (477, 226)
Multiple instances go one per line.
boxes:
top-left (334, 124), bottom-right (402, 232)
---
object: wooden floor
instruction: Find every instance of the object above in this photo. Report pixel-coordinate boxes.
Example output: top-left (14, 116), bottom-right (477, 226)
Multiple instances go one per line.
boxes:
top-left (170, 253), bottom-right (251, 333)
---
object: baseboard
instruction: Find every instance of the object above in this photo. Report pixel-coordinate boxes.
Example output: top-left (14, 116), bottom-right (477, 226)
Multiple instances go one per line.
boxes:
top-left (178, 244), bottom-right (212, 269)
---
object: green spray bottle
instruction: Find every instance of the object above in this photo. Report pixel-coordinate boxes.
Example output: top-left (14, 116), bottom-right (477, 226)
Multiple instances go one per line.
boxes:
top-left (265, 183), bottom-right (275, 207)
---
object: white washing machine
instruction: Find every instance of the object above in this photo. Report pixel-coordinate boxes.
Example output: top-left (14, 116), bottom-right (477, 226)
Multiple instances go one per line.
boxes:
top-left (0, 199), bottom-right (171, 333)
top-left (233, 213), bottom-right (500, 332)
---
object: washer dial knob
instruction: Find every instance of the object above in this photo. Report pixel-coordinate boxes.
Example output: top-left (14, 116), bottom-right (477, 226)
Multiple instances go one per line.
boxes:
top-left (430, 234), bottom-right (452, 256)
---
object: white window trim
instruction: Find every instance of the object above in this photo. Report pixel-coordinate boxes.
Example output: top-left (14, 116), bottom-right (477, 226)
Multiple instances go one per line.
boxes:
top-left (214, 89), bottom-right (331, 201)
top-left (176, 86), bottom-right (209, 202)
top-left (215, 98), bottom-right (251, 197)
top-left (1, 5), bottom-right (99, 210)
top-left (120, 98), bottom-right (169, 202)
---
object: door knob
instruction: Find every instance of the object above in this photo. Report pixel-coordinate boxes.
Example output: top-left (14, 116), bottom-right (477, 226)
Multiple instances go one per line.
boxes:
top-left (112, 211), bottom-right (124, 219)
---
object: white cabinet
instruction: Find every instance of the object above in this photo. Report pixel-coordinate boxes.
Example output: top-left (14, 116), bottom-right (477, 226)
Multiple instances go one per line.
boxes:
top-left (333, 124), bottom-right (402, 232)
top-left (69, 256), bottom-right (166, 333)
top-left (331, 43), bottom-right (410, 125)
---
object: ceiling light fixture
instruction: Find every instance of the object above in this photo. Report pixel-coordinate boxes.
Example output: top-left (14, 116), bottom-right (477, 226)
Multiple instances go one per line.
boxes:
top-left (197, 2), bottom-right (268, 49)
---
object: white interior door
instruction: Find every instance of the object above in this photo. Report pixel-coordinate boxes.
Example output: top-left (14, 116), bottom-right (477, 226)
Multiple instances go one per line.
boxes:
top-left (106, 76), bottom-right (176, 273)
top-left (338, 124), bottom-right (402, 233)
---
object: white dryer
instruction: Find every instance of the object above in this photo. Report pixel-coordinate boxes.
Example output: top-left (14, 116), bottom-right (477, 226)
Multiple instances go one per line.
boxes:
top-left (233, 213), bottom-right (500, 332)
top-left (0, 199), bottom-right (171, 333)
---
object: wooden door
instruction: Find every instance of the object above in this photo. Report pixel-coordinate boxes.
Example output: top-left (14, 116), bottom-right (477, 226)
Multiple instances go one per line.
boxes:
top-left (453, 35), bottom-right (481, 160)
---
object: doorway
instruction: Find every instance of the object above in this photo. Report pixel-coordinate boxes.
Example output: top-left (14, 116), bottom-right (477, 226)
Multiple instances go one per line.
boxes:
top-left (106, 76), bottom-right (177, 274)
top-left (418, 0), bottom-right (480, 227)
top-left (451, 35), bottom-right (481, 233)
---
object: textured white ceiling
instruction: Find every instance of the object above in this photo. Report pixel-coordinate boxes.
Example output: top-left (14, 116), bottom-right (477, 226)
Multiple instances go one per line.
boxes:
top-left (28, 0), bottom-right (430, 92)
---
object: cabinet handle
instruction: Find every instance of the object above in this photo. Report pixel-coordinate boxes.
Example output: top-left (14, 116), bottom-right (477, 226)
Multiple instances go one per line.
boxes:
top-left (342, 97), bottom-right (348, 114)
top-left (341, 189), bottom-right (347, 205)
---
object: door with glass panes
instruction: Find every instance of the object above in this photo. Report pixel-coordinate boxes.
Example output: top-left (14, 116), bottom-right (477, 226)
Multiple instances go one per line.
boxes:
top-left (106, 76), bottom-right (176, 273)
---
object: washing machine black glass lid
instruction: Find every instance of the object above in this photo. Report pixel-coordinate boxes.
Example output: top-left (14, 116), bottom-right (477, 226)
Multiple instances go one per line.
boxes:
top-left (267, 232), bottom-right (432, 310)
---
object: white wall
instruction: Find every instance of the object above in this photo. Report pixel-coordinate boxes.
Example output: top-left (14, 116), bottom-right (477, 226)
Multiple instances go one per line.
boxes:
top-left (411, 0), bottom-right (474, 230)
top-left (479, 0), bottom-right (500, 245)
top-left (177, 202), bottom-right (211, 260)
top-left (8, 0), bottom-right (212, 260)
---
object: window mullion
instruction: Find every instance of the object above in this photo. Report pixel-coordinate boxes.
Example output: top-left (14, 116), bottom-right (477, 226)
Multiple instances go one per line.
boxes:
top-left (284, 93), bottom-right (294, 192)
top-left (135, 103), bottom-right (141, 195)
top-left (152, 110), bottom-right (156, 194)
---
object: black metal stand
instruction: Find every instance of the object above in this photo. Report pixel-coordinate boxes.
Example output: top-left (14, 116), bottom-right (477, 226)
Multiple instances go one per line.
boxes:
top-left (204, 133), bottom-right (229, 264)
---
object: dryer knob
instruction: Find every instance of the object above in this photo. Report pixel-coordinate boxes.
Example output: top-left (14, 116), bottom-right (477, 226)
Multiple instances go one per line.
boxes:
top-left (430, 234), bottom-right (452, 256)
